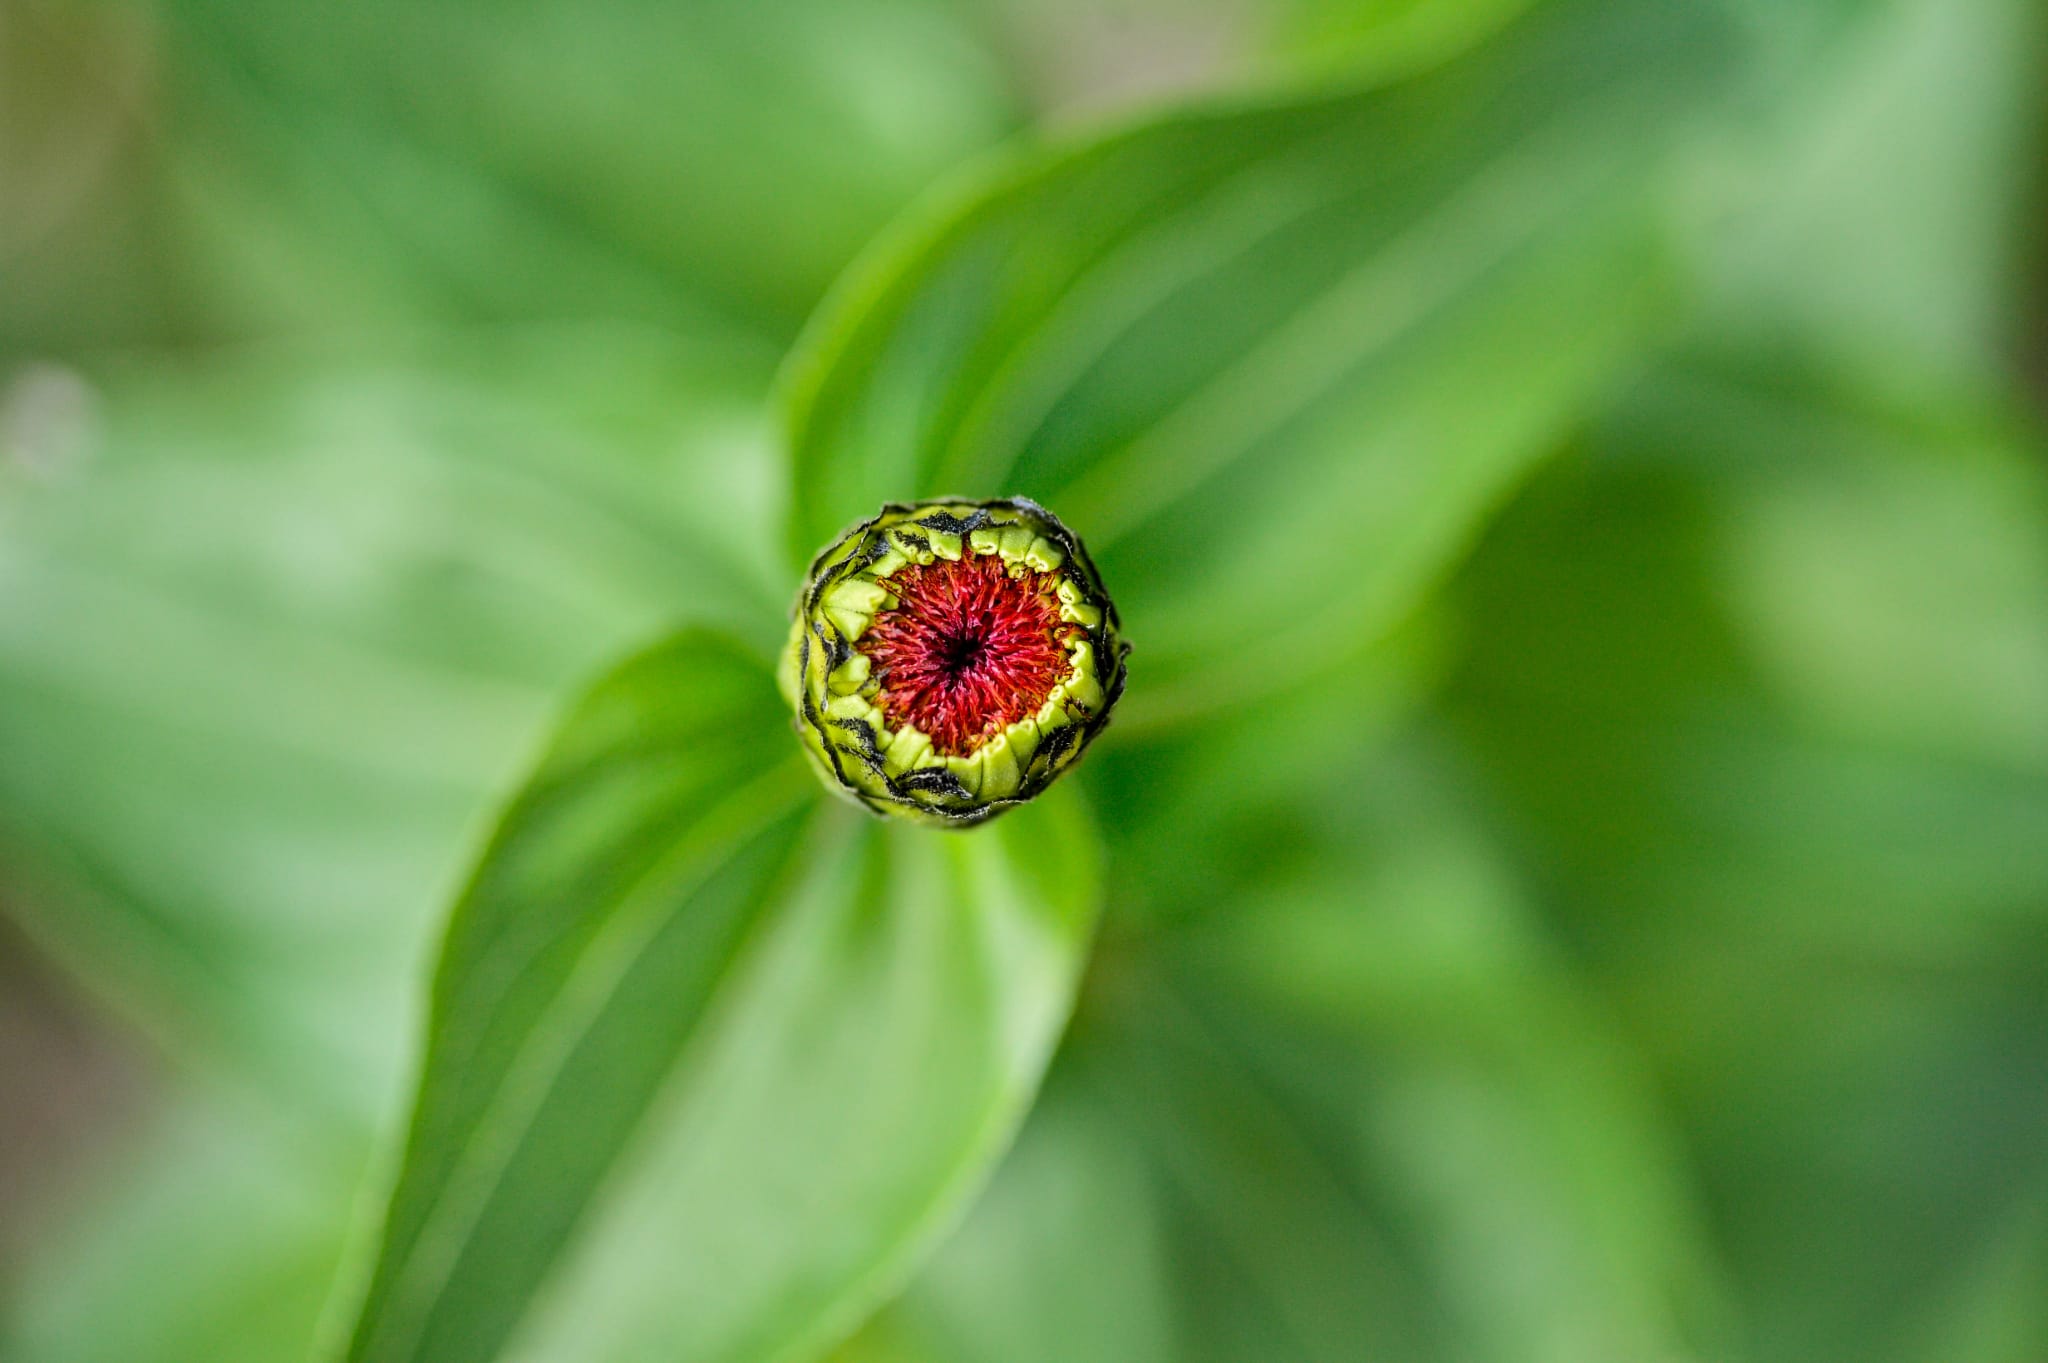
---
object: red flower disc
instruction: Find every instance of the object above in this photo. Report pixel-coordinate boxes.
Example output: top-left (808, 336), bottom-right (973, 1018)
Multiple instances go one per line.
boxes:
top-left (862, 554), bottom-right (1080, 757)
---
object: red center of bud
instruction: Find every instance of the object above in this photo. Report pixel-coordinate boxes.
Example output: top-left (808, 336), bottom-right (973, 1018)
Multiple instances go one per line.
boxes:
top-left (862, 554), bottom-right (1079, 758)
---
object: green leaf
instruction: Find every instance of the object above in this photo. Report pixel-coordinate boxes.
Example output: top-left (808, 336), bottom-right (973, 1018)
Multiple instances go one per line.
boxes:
top-left (1451, 353), bottom-right (2048, 966)
top-left (1106, 748), bottom-right (1729, 1363)
top-left (0, 327), bottom-right (781, 1118)
top-left (834, 738), bottom-right (1732, 1363)
top-left (1443, 357), bottom-right (2048, 1361)
top-left (150, 0), bottom-right (1018, 340)
top-left (783, 0), bottom-right (1748, 727)
top-left (1084, 608), bottom-right (1447, 927)
top-left (342, 629), bottom-right (1103, 1363)
top-left (833, 1064), bottom-right (1182, 1363)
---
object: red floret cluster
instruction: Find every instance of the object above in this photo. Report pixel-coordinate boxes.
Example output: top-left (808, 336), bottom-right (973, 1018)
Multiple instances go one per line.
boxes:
top-left (862, 553), bottom-right (1078, 757)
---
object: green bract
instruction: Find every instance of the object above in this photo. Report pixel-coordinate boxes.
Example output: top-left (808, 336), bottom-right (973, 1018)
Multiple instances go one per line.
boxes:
top-left (782, 498), bottom-right (1128, 825)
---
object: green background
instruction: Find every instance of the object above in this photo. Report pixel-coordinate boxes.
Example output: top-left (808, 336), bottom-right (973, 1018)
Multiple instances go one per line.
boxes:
top-left (2, 1), bottom-right (2045, 1360)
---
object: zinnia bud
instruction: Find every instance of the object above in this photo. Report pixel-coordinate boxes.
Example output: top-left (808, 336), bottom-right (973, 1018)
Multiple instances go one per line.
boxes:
top-left (781, 498), bottom-right (1128, 825)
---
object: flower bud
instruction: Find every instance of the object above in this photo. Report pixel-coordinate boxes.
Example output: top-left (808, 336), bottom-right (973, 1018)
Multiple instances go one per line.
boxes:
top-left (781, 498), bottom-right (1127, 825)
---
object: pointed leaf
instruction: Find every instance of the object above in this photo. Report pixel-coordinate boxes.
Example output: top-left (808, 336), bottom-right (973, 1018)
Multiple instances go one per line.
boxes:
top-left (342, 629), bottom-right (1103, 1363)
top-left (783, 0), bottom-right (1748, 727)
top-left (0, 330), bottom-right (781, 1116)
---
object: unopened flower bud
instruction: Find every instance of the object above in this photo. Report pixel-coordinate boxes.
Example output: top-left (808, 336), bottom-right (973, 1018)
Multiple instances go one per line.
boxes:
top-left (781, 498), bottom-right (1128, 825)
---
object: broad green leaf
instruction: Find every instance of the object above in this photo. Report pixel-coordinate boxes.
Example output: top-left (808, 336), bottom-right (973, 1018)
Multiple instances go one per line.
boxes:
top-left (1083, 607), bottom-right (1447, 926)
top-left (1091, 986), bottom-right (1454, 1363)
top-left (150, 0), bottom-right (1016, 340)
top-left (1443, 357), bottom-right (2048, 1362)
top-left (342, 630), bottom-right (1103, 1363)
top-left (840, 738), bottom-right (1731, 1363)
top-left (1452, 354), bottom-right (2048, 961)
top-left (0, 327), bottom-right (780, 1118)
top-left (783, 0), bottom-right (1748, 727)
top-left (1116, 744), bottom-right (1728, 1363)
top-left (826, 1063), bottom-right (1180, 1363)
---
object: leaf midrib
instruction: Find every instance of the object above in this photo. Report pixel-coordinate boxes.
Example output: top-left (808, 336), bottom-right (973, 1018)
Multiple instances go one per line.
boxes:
top-left (352, 758), bottom-right (812, 1363)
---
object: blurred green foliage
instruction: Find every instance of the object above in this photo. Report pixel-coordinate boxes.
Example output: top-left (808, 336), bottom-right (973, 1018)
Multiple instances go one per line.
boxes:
top-left (3, 0), bottom-right (2046, 1361)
